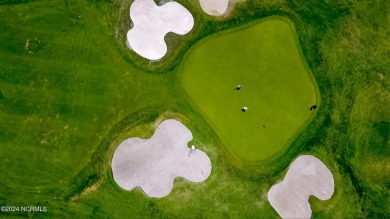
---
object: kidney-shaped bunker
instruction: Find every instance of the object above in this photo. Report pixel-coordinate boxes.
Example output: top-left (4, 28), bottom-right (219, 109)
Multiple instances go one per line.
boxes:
top-left (268, 155), bottom-right (334, 218)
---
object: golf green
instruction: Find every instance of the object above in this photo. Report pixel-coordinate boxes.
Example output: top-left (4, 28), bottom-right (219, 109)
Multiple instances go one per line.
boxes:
top-left (181, 18), bottom-right (319, 162)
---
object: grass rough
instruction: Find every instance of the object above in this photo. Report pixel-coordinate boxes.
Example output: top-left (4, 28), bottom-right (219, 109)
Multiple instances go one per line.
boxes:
top-left (0, 0), bottom-right (388, 218)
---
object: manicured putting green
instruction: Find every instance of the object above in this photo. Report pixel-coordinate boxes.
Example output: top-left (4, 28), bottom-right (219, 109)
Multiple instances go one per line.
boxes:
top-left (181, 18), bottom-right (318, 162)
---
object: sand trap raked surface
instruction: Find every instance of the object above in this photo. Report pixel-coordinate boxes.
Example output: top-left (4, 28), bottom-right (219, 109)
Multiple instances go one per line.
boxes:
top-left (126, 0), bottom-right (194, 60)
top-left (111, 119), bottom-right (212, 198)
top-left (268, 155), bottom-right (334, 218)
top-left (199, 0), bottom-right (229, 16)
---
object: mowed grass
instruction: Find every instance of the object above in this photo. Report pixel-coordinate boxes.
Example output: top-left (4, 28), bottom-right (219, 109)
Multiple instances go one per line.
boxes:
top-left (0, 0), bottom-right (388, 218)
top-left (0, 0), bottom-right (173, 197)
top-left (181, 18), bottom-right (318, 162)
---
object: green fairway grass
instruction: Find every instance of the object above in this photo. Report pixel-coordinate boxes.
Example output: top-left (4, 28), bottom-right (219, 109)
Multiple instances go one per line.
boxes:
top-left (181, 18), bottom-right (319, 162)
top-left (0, 0), bottom-right (173, 196)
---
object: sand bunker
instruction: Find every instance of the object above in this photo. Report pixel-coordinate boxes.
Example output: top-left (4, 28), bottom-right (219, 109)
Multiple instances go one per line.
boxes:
top-left (111, 119), bottom-right (212, 198)
top-left (199, 0), bottom-right (229, 16)
top-left (268, 155), bottom-right (334, 218)
top-left (126, 0), bottom-right (194, 60)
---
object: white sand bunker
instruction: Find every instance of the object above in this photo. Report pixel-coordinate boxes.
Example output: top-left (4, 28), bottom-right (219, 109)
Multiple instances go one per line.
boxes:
top-left (126, 0), bottom-right (194, 60)
top-left (111, 119), bottom-right (212, 198)
top-left (199, 0), bottom-right (229, 16)
top-left (268, 155), bottom-right (334, 218)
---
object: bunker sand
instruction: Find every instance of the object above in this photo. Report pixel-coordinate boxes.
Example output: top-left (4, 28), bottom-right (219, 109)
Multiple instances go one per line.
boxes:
top-left (199, 0), bottom-right (229, 16)
top-left (111, 120), bottom-right (212, 198)
top-left (268, 155), bottom-right (334, 218)
top-left (127, 0), bottom-right (194, 60)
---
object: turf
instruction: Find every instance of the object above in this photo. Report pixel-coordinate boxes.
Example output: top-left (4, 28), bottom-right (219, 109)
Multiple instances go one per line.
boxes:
top-left (0, 0), bottom-right (173, 196)
top-left (0, 0), bottom-right (389, 218)
top-left (181, 18), bottom-right (318, 161)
